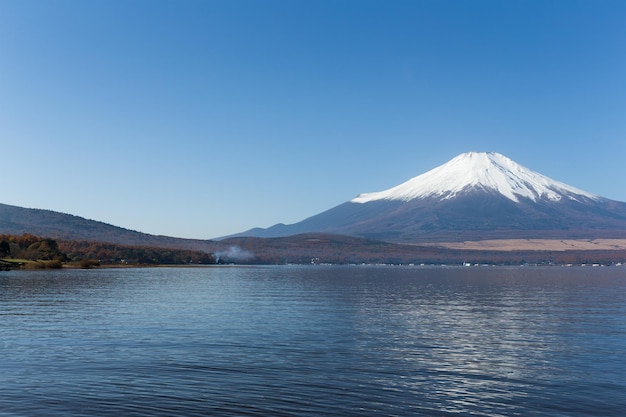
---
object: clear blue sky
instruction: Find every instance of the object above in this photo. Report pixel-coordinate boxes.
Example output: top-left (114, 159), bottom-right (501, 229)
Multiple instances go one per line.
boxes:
top-left (1, 0), bottom-right (624, 239)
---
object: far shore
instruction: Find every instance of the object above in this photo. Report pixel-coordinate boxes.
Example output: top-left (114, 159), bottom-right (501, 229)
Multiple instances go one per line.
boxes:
top-left (421, 238), bottom-right (626, 252)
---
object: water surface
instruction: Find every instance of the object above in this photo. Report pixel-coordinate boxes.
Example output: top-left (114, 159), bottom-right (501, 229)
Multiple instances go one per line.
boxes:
top-left (1, 266), bottom-right (625, 416)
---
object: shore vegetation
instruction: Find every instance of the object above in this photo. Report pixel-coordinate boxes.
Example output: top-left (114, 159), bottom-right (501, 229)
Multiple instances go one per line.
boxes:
top-left (0, 234), bottom-right (215, 269)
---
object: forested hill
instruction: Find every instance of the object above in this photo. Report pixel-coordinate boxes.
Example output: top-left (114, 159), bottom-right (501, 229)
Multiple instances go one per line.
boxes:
top-left (0, 203), bottom-right (214, 251)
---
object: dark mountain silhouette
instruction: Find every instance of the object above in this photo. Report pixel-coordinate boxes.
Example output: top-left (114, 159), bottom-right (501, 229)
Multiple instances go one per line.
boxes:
top-left (0, 203), bottom-right (215, 252)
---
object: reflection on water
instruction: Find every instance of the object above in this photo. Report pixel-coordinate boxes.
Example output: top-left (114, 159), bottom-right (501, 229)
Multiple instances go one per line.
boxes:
top-left (1, 266), bottom-right (625, 416)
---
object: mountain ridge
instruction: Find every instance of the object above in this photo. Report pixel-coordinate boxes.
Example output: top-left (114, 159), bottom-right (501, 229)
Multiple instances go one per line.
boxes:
top-left (0, 202), bottom-right (216, 252)
top-left (229, 152), bottom-right (626, 242)
top-left (4, 152), bottom-right (626, 248)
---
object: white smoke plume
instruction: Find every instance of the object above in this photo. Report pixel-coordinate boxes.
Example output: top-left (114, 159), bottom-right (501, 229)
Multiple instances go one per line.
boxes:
top-left (214, 246), bottom-right (254, 263)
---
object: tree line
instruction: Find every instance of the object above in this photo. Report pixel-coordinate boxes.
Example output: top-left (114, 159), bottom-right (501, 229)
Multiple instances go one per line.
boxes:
top-left (0, 234), bottom-right (215, 269)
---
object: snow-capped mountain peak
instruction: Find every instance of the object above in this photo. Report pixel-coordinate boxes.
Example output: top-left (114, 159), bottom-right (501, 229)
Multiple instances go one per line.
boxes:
top-left (351, 152), bottom-right (598, 204)
top-left (229, 151), bottom-right (626, 242)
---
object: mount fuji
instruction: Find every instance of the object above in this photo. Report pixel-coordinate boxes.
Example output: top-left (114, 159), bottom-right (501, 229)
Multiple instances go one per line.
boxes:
top-left (231, 152), bottom-right (626, 242)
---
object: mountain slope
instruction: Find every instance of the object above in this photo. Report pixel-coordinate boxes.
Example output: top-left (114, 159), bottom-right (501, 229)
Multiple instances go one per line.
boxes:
top-left (351, 152), bottom-right (598, 203)
top-left (0, 203), bottom-right (215, 251)
top-left (231, 152), bottom-right (626, 242)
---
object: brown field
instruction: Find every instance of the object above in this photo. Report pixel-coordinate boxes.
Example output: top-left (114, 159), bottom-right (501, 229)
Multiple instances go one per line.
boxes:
top-left (423, 239), bottom-right (626, 252)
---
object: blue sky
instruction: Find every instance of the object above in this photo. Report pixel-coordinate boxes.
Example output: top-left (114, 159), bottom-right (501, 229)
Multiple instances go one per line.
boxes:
top-left (1, 0), bottom-right (624, 239)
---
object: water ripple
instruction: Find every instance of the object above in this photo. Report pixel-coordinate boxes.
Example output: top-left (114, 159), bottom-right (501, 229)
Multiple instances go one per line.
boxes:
top-left (1, 266), bottom-right (625, 416)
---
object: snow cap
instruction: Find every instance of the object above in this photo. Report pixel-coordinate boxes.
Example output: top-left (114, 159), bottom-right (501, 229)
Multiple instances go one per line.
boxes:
top-left (351, 152), bottom-right (597, 204)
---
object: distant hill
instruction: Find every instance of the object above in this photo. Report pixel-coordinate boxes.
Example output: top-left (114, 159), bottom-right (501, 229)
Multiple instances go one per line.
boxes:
top-left (216, 233), bottom-right (626, 265)
top-left (227, 152), bottom-right (626, 242)
top-left (1, 201), bottom-right (624, 265)
top-left (0, 203), bottom-right (215, 252)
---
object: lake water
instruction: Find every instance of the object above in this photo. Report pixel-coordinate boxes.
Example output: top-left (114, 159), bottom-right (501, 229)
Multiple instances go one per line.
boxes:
top-left (1, 266), bottom-right (625, 416)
